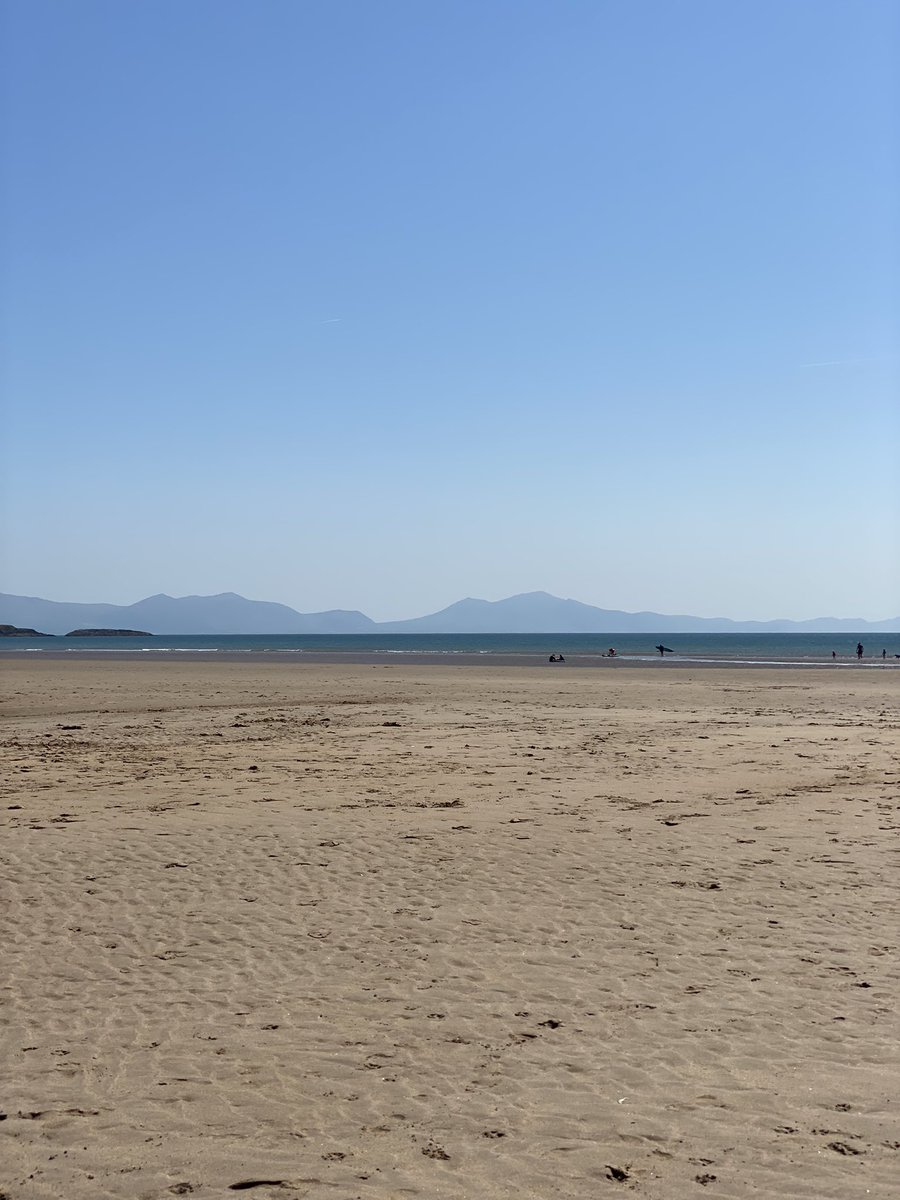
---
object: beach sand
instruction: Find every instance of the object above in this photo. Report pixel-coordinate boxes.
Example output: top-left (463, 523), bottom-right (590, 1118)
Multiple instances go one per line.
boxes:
top-left (2, 658), bottom-right (897, 1198)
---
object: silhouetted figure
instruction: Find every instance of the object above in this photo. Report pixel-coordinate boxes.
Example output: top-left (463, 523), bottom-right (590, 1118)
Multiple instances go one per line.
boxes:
top-left (549, 654), bottom-right (558, 662)
top-left (832, 650), bottom-right (836, 659)
top-left (655, 644), bottom-right (673, 656)
top-left (882, 649), bottom-right (887, 660)
top-left (857, 642), bottom-right (864, 660)
top-left (607, 647), bottom-right (616, 657)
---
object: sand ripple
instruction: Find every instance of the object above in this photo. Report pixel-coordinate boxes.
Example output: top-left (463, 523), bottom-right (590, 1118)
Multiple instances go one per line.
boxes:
top-left (2, 661), bottom-right (898, 1197)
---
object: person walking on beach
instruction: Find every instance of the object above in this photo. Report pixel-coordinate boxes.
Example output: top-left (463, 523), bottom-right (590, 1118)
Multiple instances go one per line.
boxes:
top-left (856, 642), bottom-right (864, 660)
top-left (882, 649), bottom-right (887, 660)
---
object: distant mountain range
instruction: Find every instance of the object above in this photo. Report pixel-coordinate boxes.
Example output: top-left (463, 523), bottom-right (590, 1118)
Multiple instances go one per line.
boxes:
top-left (2, 590), bottom-right (898, 635)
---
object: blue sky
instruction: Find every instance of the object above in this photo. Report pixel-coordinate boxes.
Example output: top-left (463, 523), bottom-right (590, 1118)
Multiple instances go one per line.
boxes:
top-left (2, 0), bottom-right (898, 620)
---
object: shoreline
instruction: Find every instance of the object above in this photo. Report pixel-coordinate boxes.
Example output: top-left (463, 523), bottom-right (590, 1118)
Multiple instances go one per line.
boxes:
top-left (1, 647), bottom-right (897, 668)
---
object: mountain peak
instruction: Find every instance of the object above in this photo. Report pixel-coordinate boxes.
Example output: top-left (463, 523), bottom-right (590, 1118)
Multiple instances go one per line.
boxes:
top-left (1, 590), bottom-right (897, 636)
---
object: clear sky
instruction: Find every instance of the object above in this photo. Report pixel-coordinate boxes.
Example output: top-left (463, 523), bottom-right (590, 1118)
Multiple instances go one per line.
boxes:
top-left (2, 0), bottom-right (898, 621)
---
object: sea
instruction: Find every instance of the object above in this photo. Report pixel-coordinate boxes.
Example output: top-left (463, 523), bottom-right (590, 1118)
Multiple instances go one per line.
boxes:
top-left (4, 631), bottom-right (899, 666)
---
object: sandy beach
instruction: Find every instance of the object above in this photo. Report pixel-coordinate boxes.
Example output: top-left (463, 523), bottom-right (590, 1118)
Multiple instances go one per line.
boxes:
top-left (2, 658), bottom-right (897, 1199)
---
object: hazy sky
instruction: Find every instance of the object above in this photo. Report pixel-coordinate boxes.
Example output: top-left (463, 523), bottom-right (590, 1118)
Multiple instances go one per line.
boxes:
top-left (2, 0), bottom-right (898, 621)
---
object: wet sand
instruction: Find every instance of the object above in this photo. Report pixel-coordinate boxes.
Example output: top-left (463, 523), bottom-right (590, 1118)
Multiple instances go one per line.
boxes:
top-left (4, 648), bottom-right (895, 668)
top-left (2, 658), bottom-right (898, 1198)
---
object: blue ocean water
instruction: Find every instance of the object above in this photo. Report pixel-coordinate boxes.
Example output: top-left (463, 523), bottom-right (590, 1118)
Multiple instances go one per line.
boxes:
top-left (4, 631), bottom-right (898, 663)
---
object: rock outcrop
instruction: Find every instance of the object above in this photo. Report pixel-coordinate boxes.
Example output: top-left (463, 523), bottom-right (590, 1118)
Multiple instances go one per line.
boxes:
top-left (65, 629), bottom-right (153, 637)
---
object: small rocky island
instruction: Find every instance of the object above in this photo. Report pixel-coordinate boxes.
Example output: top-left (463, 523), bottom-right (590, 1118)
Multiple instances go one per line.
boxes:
top-left (65, 629), bottom-right (153, 637)
top-left (0, 624), bottom-right (51, 637)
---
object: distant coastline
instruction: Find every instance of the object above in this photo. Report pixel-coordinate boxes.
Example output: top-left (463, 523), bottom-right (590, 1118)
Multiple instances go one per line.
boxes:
top-left (2, 591), bottom-right (898, 637)
top-left (2, 624), bottom-right (153, 638)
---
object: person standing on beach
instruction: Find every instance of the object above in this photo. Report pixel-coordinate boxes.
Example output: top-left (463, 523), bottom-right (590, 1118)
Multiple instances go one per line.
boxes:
top-left (857, 642), bottom-right (864, 660)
